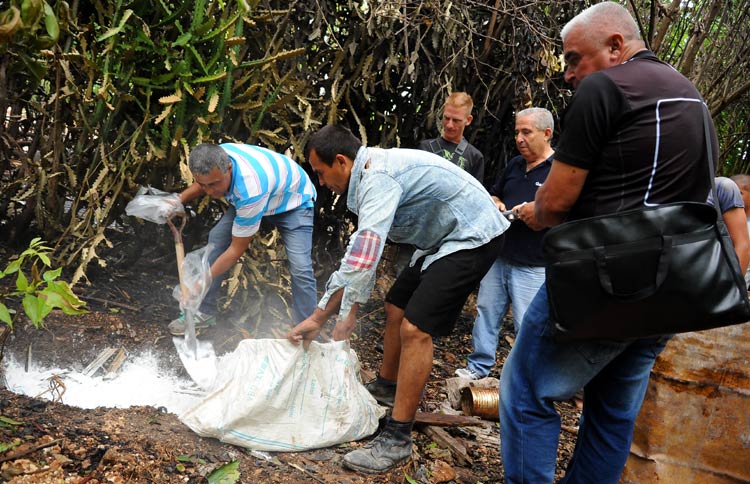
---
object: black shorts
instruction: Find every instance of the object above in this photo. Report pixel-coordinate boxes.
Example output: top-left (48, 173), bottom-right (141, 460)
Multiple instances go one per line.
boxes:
top-left (385, 235), bottom-right (504, 336)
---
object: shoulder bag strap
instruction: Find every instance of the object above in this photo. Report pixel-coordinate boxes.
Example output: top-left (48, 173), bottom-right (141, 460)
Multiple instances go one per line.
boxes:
top-left (428, 139), bottom-right (442, 154)
top-left (454, 137), bottom-right (468, 157)
top-left (702, 103), bottom-right (721, 220)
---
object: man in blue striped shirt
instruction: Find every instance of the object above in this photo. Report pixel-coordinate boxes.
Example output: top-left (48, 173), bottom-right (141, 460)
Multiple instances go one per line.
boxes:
top-left (168, 143), bottom-right (317, 335)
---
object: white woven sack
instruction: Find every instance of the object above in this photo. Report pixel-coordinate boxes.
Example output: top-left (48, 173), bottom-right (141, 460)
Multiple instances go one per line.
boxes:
top-left (179, 338), bottom-right (385, 451)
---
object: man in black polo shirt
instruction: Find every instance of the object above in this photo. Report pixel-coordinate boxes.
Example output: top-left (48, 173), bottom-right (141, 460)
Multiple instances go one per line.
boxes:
top-left (498, 3), bottom-right (716, 483)
top-left (454, 107), bottom-right (554, 380)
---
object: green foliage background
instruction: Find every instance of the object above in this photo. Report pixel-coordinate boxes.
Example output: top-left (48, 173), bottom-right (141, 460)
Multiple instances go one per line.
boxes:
top-left (1, 0), bottom-right (748, 302)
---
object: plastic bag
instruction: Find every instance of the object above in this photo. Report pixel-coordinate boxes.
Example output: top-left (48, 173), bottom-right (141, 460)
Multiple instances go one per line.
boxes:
top-left (179, 339), bottom-right (386, 452)
top-left (125, 186), bottom-right (184, 224)
top-left (172, 245), bottom-right (213, 314)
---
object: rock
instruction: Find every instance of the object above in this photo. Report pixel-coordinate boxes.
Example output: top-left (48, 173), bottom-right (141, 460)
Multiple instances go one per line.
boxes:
top-left (429, 459), bottom-right (457, 483)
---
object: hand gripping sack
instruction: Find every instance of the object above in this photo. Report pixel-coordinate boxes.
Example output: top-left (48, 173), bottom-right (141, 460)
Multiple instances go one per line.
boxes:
top-left (543, 201), bottom-right (750, 341)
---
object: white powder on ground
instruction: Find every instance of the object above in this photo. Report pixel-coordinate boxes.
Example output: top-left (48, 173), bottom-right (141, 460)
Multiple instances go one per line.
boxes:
top-left (2, 351), bottom-right (205, 414)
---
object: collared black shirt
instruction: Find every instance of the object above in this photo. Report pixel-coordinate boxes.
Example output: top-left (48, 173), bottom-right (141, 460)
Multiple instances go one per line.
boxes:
top-left (489, 154), bottom-right (553, 266)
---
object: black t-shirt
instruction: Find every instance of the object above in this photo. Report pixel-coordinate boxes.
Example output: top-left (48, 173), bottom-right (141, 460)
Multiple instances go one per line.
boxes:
top-left (489, 154), bottom-right (553, 266)
top-left (417, 137), bottom-right (485, 183)
top-left (554, 51), bottom-right (715, 220)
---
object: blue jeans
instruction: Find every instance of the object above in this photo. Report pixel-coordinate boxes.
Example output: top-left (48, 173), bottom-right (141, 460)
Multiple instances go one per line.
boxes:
top-left (201, 206), bottom-right (317, 323)
top-left (467, 258), bottom-right (545, 377)
top-left (499, 284), bottom-right (671, 484)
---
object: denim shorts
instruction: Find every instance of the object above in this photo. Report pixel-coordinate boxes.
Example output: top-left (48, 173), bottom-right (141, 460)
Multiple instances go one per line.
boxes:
top-left (385, 235), bottom-right (504, 336)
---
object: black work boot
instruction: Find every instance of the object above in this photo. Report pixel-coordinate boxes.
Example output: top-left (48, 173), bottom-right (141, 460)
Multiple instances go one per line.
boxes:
top-left (342, 417), bottom-right (413, 474)
top-left (364, 375), bottom-right (396, 407)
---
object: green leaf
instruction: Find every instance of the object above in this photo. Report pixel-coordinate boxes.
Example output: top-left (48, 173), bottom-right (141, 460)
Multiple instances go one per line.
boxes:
top-left (0, 438), bottom-right (21, 453)
top-left (33, 241), bottom-right (52, 252)
top-left (4, 258), bottom-right (23, 275)
top-left (22, 294), bottom-right (52, 327)
top-left (172, 32), bottom-right (192, 47)
top-left (17, 52), bottom-right (47, 82)
top-left (403, 471), bottom-right (419, 484)
top-left (21, 0), bottom-right (42, 25)
top-left (20, 248), bottom-right (38, 257)
top-left (193, 71), bottom-right (227, 83)
top-left (207, 460), bottom-right (240, 484)
top-left (42, 1), bottom-right (59, 41)
top-left (15, 270), bottom-right (29, 292)
top-left (40, 281), bottom-right (88, 315)
top-left (193, 18), bottom-right (216, 37)
top-left (187, 45), bottom-right (209, 74)
top-left (198, 12), bottom-right (241, 42)
top-left (37, 252), bottom-right (51, 267)
top-left (0, 303), bottom-right (11, 327)
top-left (97, 9), bottom-right (134, 42)
top-left (43, 267), bottom-right (62, 282)
top-left (0, 416), bottom-right (23, 426)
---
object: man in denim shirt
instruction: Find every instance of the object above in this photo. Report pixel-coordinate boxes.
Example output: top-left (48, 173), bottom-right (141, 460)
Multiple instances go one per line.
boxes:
top-left (287, 125), bottom-right (508, 474)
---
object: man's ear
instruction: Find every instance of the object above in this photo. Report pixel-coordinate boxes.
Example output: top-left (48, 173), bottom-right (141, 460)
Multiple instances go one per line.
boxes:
top-left (465, 114), bottom-right (474, 126)
top-left (334, 153), bottom-right (349, 168)
top-left (609, 33), bottom-right (625, 58)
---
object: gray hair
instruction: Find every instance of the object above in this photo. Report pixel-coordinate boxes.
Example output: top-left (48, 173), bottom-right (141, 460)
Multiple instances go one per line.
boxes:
top-left (189, 143), bottom-right (231, 175)
top-left (561, 2), bottom-right (641, 44)
top-left (517, 107), bottom-right (554, 132)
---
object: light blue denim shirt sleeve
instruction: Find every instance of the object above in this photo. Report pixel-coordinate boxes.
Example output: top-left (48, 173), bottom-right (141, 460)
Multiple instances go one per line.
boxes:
top-left (317, 172), bottom-right (401, 319)
top-left (319, 146), bottom-right (509, 321)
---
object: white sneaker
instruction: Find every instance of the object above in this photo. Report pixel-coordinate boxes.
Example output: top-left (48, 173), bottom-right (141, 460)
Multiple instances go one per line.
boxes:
top-left (454, 368), bottom-right (482, 380)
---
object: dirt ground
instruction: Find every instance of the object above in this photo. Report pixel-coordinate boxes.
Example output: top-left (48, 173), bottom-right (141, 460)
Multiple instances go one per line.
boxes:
top-left (0, 232), bottom-right (581, 484)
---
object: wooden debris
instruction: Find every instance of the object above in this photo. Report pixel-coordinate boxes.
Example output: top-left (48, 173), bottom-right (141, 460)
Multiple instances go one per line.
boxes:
top-left (25, 343), bottom-right (32, 372)
top-left (420, 425), bottom-right (473, 466)
top-left (0, 326), bottom-right (10, 363)
top-left (0, 438), bottom-right (63, 464)
top-left (415, 411), bottom-right (489, 427)
top-left (103, 348), bottom-right (127, 380)
top-left (461, 423), bottom-right (498, 448)
top-left (80, 295), bottom-right (141, 312)
top-left (82, 348), bottom-right (117, 376)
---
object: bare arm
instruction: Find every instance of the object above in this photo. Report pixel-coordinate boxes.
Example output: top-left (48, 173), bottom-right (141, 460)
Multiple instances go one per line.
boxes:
top-left (179, 182), bottom-right (205, 204)
top-left (534, 160), bottom-right (589, 227)
top-left (210, 235), bottom-right (252, 280)
top-left (723, 206), bottom-right (750, 274)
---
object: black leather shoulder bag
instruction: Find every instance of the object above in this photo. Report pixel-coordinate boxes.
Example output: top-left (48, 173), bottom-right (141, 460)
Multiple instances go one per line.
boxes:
top-left (542, 103), bottom-right (750, 341)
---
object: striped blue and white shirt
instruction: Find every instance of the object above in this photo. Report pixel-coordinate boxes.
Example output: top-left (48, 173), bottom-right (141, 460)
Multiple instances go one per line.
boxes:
top-left (220, 144), bottom-right (316, 238)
